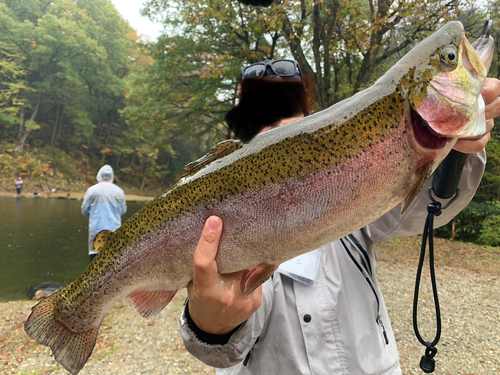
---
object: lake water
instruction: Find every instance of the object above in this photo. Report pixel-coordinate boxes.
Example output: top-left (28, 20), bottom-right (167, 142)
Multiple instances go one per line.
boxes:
top-left (0, 196), bottom-right (146, 302)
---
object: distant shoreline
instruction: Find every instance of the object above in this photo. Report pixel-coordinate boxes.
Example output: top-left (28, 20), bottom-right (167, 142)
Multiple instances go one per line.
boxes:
top-left (0, 191), bottom-right (154, 202)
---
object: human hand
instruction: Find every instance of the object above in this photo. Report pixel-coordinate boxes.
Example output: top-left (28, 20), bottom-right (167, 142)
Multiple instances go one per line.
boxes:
top-left (453, 78), bottom-right (500, 154)
top-left (187, 216), bottom-right (263, 335)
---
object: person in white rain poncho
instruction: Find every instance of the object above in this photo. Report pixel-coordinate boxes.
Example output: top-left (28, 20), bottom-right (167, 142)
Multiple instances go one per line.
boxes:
top-left (82, 165), bottom-right (126, 262)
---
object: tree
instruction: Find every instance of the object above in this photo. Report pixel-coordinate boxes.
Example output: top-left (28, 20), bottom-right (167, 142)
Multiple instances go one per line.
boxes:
top-left (143, 0), bottom-right (463, 111)
top-left (0, 0), bottom-right (136, 157)
top-left (0, 38), bottom-right (31, 130)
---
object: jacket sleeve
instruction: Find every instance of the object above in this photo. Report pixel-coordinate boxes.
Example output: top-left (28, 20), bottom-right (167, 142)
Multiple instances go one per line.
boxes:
top-left (81, 189), bottom-right (92, 218)
top-left (366, 150), bottom-right (486, 243)
top-left (180, 279), bottom-right (274, 368)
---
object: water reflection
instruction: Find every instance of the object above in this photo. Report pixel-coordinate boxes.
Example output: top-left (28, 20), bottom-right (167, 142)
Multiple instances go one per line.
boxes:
top-left (15, 196), bottom-right (22, 216)
top-left (0, 197), bottom-right (146, 301)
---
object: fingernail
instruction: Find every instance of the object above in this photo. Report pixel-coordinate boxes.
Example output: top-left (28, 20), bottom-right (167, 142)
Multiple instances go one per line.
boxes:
top-left (208, 217), bottom-right (220, 232)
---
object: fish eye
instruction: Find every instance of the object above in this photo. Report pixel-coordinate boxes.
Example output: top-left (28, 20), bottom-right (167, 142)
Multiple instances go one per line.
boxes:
top-left (440, 47), bottom-right (458, 65)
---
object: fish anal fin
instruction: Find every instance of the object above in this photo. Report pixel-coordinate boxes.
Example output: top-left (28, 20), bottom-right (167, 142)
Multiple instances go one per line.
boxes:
top-left (241, 263), bottom-right (278, 296)
top-left (92, 230), bottom-right (113, 253)
top-left (401, 164), bottom-right (433, 214)
top-left (183, 139), bottom-right (242, 177)
top-left (128, 289), bottom-right (178, 319)
top-left (24, 296), bottom-right (98, 375)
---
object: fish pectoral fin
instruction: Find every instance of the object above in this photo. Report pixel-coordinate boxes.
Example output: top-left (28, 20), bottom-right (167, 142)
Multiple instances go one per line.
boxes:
top-left (182, 139), bottom-right (242, 177)
top-left (401, 164), bottom-right (433, 214)
top-left (92, 230), bottom-right (113, 253)
top-left (128, 289), bottom-right (178, 319)
top-left (241, 263), bottom-right (278, 296)
top-left (24, 295), bottom-right (99, 375)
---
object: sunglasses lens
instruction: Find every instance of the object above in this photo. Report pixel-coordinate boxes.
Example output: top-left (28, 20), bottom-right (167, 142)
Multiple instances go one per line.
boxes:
top-left (272, 60), bottom-right (296, 76)
top-left (243, 64), bottom-right (266, 78)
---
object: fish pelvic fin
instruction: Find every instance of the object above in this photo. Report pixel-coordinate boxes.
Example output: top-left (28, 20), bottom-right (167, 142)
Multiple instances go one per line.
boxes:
top-left (24, 296), bottom-right (98, 375)
top-left (128, 289), bottom-right (178, 319)
top-left (241, 263), bottom-right (278, 296)
top-left (92, 229), bottom-right (113, 253)
top-left (401, 164), bottom-right (433, 214)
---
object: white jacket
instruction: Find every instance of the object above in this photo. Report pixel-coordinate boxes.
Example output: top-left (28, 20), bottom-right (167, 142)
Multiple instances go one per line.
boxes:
top-left (180, 151), bottom-right (486, 375)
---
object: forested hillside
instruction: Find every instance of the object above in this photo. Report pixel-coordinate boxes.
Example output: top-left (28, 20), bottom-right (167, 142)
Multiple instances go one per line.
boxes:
top-left (0, 0), bottom-right (218, 193)
top-left (1, 0), bottom-right (500, 243)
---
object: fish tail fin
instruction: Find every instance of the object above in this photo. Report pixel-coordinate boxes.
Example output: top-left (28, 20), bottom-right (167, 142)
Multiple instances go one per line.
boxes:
top-left (24, 296), bottom-right (98, 375)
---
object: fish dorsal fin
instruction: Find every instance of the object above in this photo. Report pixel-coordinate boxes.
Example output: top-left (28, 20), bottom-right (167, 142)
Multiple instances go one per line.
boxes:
top-left (128, 289), bottom-right (178, 319)
top-left (401, 164), bottom-right (433, 214)
top-left (183, 139), bottom-right (242, 178)
top-left (92, 230), bottom-right (113, 253)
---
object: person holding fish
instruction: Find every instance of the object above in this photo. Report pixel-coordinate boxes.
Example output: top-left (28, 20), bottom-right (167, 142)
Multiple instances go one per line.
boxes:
top-left (181, 57), bottom-right (500, 374)
top-left (22, 22), bottom-right (500, 375)
top-left (81, 165), bottom-right (127, 262)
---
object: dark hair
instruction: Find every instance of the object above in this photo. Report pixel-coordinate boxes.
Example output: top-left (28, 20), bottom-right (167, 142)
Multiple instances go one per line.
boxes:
top-left (225, 76), bottom-right (315, 141)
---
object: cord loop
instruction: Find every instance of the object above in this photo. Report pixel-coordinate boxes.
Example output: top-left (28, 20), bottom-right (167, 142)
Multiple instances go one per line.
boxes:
top-left (425, 344), bottom-right (438, 358)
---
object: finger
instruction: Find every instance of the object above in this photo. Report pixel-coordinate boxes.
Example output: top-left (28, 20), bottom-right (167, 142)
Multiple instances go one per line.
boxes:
top-left (458, 118), bottom-right (494, 143)
top-left (192, 216), bottom-right (223, 289)
top-left (482, 78), bottom-right (500, 105)
top-left (250, 285), bottom-right (263, 309)
top-left (453, 128), bottom-right (491, 154)
top-left (485, 96), bottom-right (500, 120)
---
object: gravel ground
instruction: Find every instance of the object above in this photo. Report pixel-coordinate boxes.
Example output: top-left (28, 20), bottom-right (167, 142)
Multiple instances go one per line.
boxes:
top-left (1, 259), bottom-right (498, 374)
top-left (378, 261), bottom-right (499, 374)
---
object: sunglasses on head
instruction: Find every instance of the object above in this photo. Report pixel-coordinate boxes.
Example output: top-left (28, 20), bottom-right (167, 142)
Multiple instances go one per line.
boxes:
top-left (241, 59), bottom-right (302, 80)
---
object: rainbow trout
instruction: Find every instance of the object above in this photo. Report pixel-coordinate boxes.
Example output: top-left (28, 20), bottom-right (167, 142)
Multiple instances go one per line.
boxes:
top-left (25, 21), bottom-right (493, 374)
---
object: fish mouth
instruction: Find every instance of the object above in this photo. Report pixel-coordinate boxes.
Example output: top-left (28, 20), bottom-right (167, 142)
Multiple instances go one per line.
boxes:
top-left (413, 34), bottom-right (492, 139)
top-left (408, 101), bottom-right (452, 150)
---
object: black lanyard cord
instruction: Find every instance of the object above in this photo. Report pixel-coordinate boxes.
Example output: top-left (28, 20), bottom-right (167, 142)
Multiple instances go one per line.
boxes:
top-left (413, 202), bottom-right (441, 373)
top-left (413, 188), bottom-right (460, 373)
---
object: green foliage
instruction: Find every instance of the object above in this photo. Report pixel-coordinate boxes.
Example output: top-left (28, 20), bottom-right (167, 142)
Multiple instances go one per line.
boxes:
top-left (0, 111), bottom-right (21, 126)
top-left (475, 120), bottom-right (500, 202)
top-left (0, 0), bottom-right (162, 191)
top-left (42, 146), bottom-right (80, 177)
top-left (0, 140), bottom-right (91, 191)
top-left (435, 201), bottom-right (500, 244)
top-left (0, 141), bottom-right (49, 177)
top-left (1, 0), bottom-right (500, 198)
top-left (0, 0), bottom-right (136, 153)
top-left (478, 215), bottom-right (500, 247)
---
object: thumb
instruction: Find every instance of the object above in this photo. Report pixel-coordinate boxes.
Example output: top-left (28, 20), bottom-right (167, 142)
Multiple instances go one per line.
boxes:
top-left (192, 216), bottom-right (223, 289)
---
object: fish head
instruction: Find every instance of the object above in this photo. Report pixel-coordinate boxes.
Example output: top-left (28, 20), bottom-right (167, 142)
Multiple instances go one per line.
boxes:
top-left (408, 21), bottom-right (493, 148)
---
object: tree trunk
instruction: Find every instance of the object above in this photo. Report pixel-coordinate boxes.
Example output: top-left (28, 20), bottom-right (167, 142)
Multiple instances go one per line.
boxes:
top-left (53, 105), bottom-right (65, 146)
top-left (102, 103), bottom-right (117, 162)
top-left (161, 154), bottom-right (171, 185)
top-left (140, 163), bottom-right (148, 191)
top-left (17, 108), bottom-right (25, 140)
top-left (279, 0), bottom-right (339, 110)
top-left (115, 153), bottom-right (122, 174)
top-left (15, 128), bottom-right (31, 153)
top-left (15, 91), bottom-right (42, 153)
top-left (50, 105), bottom-right (60, 146)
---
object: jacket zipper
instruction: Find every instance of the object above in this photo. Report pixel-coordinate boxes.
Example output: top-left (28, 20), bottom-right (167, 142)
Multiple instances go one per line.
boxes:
top-left (341, 235), bottom-right (389, 345)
